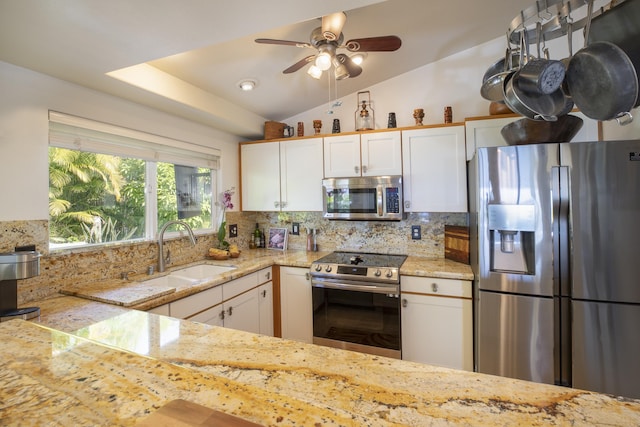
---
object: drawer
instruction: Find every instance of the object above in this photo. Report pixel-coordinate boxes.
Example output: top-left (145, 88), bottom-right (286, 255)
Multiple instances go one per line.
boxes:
top-left (222, 272), bottom-right (257, 301)
top-left (170, 285), bottom-right (223, 319)
top-left (257, 267), bottom-right (272, 285)
top-left (401, 276), bottom-right (472, 298)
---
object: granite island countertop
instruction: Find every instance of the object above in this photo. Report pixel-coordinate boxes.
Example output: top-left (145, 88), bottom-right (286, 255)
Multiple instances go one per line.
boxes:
top-left (4, 310), bottom-right (640, 426)
top-left (9, 252), bottom-right (637, 425)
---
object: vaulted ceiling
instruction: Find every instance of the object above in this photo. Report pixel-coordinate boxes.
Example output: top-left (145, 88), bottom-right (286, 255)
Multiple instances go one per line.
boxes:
top-left (0, 0), bottom-right (534, 138)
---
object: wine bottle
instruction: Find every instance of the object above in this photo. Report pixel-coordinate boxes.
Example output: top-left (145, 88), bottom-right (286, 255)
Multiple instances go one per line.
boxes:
top-left (253, 223), bottom-right (261, 248)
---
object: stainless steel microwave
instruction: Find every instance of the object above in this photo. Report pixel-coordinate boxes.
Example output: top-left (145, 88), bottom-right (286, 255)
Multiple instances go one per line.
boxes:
top-left (322, 176), bottom-right (403, 221)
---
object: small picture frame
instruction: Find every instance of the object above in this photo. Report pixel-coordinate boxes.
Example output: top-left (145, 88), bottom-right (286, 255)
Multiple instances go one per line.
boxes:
top-left (267, 228), bottom-right (288, 251)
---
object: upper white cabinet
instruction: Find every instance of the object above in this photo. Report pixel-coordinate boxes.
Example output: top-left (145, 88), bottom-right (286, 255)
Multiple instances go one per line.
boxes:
top-left (241, 141), bottom-right (280, 211)
top-left (402, 125), bottom-right (467, 213)
top-left (464, 111), bottom-right (601, 161)
top-left (323, 131), bottom-right (402, 178)
top-left (241, 138), bottom-right (323, 211)
top-left (464, 115), bottom-right (519, 162)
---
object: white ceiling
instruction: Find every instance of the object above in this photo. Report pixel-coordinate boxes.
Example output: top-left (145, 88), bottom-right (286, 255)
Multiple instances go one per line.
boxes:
top-left (0, 0), bottom-right (534, 139)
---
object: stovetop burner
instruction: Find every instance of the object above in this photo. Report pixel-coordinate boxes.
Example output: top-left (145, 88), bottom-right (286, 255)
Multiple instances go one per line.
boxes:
top-left (314, 251), bottom-right (407, 269)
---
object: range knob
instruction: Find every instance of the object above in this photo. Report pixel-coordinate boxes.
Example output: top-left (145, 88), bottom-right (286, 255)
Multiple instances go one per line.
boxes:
top-left (374, 269), bottom-right (382, 277)
top-left (325, 265), bottom-right (332, 272)
top-left (315, 264), bottom-right (322, 272)
top-left (385, 270), bottom-right (394, 278)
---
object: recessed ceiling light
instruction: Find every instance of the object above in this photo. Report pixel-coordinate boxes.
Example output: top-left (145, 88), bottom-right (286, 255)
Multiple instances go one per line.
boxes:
top-left (238, 79), bottom-right (257, 91)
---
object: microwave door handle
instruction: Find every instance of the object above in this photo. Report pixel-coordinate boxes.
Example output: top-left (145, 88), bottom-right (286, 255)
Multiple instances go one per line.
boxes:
top-left (377, 186), bottom-right (383, 216)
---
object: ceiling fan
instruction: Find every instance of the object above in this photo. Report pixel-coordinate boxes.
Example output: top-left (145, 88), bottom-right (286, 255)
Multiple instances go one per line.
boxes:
top-left (255, 12), bottom-right (401, 80)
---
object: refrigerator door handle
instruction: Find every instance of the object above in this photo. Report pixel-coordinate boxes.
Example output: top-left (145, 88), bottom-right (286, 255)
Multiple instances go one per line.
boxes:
top-left (551, 165), bottom-right (571, 387)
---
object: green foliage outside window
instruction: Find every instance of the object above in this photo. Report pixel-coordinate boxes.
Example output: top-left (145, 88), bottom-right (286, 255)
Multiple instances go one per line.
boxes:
top-left (49, 147), bottom-right (213, 246)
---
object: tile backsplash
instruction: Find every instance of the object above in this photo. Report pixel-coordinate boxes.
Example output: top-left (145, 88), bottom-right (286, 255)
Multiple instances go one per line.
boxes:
top-left (1, 212), bottom-right (467, 305)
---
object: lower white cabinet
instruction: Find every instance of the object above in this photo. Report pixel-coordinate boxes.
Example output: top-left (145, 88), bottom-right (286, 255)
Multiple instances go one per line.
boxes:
top-left (156, 267), bottom-right (274, 336)
top-left (400, 276), bottom-right (473, 371)
top-left (280, 266), bottom-right (313, 343)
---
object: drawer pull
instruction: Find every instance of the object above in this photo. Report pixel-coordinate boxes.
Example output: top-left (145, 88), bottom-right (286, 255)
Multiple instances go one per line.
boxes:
top-left (432, 283), bottom-right (439, 293)
top-left (402, 298), bottom-right (408, 308)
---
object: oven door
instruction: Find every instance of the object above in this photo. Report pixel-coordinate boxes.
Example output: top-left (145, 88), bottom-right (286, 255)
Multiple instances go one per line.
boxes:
top-left (311, 277), bottom-right (401, 359)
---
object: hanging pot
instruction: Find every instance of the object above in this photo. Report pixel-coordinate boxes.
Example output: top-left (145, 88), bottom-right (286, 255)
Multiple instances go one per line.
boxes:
top-left (517, 22), bottom-right (565, 95)
top-left (504, 69), bottom-right (569, 121)
top-left (566, 41), bottom-right (638, 123)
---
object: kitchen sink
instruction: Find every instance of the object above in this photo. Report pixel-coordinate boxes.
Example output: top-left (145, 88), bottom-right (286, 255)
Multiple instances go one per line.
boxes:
top-left (170, 264), bottom-right (236, 281)
top-left (138, 275), bottom-right (196, 288)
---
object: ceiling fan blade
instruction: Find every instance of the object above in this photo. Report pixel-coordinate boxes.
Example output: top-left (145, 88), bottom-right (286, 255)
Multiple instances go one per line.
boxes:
top-left (283, 55), bottom-right (315, 74)
top-left (345, 35), bottom-right (402, 52)
top-left (255, 38), bottom-right (313, 49)
top-left (336, 54), bottom-right (362, 78)
top-left (321, 12), bottom-right (347, 41)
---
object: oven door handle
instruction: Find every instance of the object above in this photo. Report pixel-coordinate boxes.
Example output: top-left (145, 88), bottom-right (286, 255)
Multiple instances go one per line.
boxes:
top-left (311, 278), bottom-right (398, 295)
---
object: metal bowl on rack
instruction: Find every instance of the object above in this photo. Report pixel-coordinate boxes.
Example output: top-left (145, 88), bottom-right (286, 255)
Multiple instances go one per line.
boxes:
top-left (500, 114), bottom-right (583, 145)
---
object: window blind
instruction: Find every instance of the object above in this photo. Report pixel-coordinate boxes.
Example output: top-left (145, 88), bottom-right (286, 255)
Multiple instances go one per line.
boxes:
top-left (48, 111), bottom-right (220, 169)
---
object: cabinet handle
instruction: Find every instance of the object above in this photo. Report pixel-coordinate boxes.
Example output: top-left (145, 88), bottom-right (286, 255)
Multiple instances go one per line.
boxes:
top-left (266, 271), bottom-right (271, 280)
top-left (432, 283), bottom-right (439, 293)
top-left (402, 298), bottom-right (408, 308)
top-left (262, 290), bottom-right (267, 298)
top-left (362, 165), bottom-right (368, 174)
top-left (274, 201), bottom-right (280, 208)
top-left (281, 201), bottom-right (287, 208)
top-left (354, 165), bottom-right (360, 174)
top-left (404, 200), bottom-right (411, 209)
top-left (227, 306), bottom-right (233, 316)
top-left (219, 310), bottom-right (225, 320)
top-left (305, 272), bottom-right (310, 280)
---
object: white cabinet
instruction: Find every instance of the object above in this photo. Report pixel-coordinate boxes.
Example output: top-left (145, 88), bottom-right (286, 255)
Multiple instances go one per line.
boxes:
top-left (402, 125), bottom-right (467, 212)
top-left (241, 138), bottom-right (323, 211)
top-left (464, 111), bottom-right (601, 161)
top-left (464, 115), bottom-right (519, 162)
top-left (240, 141), bottom-right (280, 211)
top-left (400, 276), bottom-right (473, 371)
top-left (323, 131), bottom-right (402, 177)
top-left (280, 266), bottom-right (313, 343)
top-left (167, 267), bottom-right (274, 336)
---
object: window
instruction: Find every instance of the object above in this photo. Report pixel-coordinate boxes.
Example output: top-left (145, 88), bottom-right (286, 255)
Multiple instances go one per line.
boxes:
top-left (48, 111), bottom-right (220, 249)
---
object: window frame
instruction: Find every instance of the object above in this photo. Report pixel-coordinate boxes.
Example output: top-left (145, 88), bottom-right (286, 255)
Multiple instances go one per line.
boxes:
top-left (48, 111), bottom-right (221, 250)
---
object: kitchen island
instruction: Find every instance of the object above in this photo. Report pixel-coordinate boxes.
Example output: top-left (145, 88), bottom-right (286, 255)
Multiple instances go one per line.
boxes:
top-left (3, 252), bottom-right (640, 425)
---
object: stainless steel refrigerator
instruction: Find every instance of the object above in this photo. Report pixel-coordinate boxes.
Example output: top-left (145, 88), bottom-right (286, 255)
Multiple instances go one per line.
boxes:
top-left (469, 140), bottom-right (640, 399)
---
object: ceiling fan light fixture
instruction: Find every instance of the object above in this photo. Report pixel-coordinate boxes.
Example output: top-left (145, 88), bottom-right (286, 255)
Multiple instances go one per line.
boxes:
top-left (238, 79), bottom-right (257, 91)
top-left (315, 51), bottom-right (333, 71)
top-left (307, 65), bottom-right (323, 79)
top-left (350, 52), bottom-right (367, 65)
top-left (333, 57), bottom-right (350, 80)
top-left (322, 12), bottom-right (346, 41)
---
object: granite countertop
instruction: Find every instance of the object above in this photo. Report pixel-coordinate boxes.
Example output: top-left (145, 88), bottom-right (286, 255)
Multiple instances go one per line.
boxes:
top-left (4, 308), bottom-right (640, 426)
top-left (58, 250), bottom-right (475, 311)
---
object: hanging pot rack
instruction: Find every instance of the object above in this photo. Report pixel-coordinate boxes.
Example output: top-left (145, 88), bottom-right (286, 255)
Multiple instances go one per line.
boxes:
top-left (506, 0), bottom-right (627, 46)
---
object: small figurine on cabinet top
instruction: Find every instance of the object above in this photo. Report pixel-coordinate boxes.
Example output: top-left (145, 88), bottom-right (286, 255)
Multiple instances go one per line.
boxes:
top-left (413, 108), bottom-right (425, 125)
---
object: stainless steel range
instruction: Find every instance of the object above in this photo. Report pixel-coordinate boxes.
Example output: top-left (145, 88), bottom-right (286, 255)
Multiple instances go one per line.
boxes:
top-left (310, 251), bottom-right (407, 359)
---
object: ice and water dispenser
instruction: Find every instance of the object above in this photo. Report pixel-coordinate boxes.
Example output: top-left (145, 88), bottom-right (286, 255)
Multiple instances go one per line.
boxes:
top-left (488, 204), bottom-right (536, 275)
top-left (0, 251), bottom-right (41, 321)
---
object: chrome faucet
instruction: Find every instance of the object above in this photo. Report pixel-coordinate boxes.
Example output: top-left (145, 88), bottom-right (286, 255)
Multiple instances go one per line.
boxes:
top-left (157, 220), bottom-right (197, 273)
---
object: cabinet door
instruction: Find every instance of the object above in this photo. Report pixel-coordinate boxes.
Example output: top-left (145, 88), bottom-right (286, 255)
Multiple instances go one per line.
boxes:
top-left (280, 138), bottom-right (323, 211)
top-left (170, 286), bottom-right (223, 319)
top-left (361, 131), bottom-right (402, 176)
top-left (401, 276), bottom-right (472, 370)
top-left (323, 134), bottom-right (361, 177)
top-left (280, 266), bottom-right (313, 343)
top-left (223, 288), bottom-right (261, 334)
top-left (258, 282), bottom-right (274, 336)
top-left (464, 116), bottom-right (518, 161)
top-left (241, 142), bottom-right (281, 211)
top-left (402, 125), bottom-right (467, 212)
top-left (188, 303), bottom-right (224, 327)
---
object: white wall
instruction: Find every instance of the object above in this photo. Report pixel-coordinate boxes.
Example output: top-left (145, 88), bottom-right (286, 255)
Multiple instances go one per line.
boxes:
top-left (286, 32), bottom-right (639, 141)
top-left (0, 60), bottom-right (241, 221)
